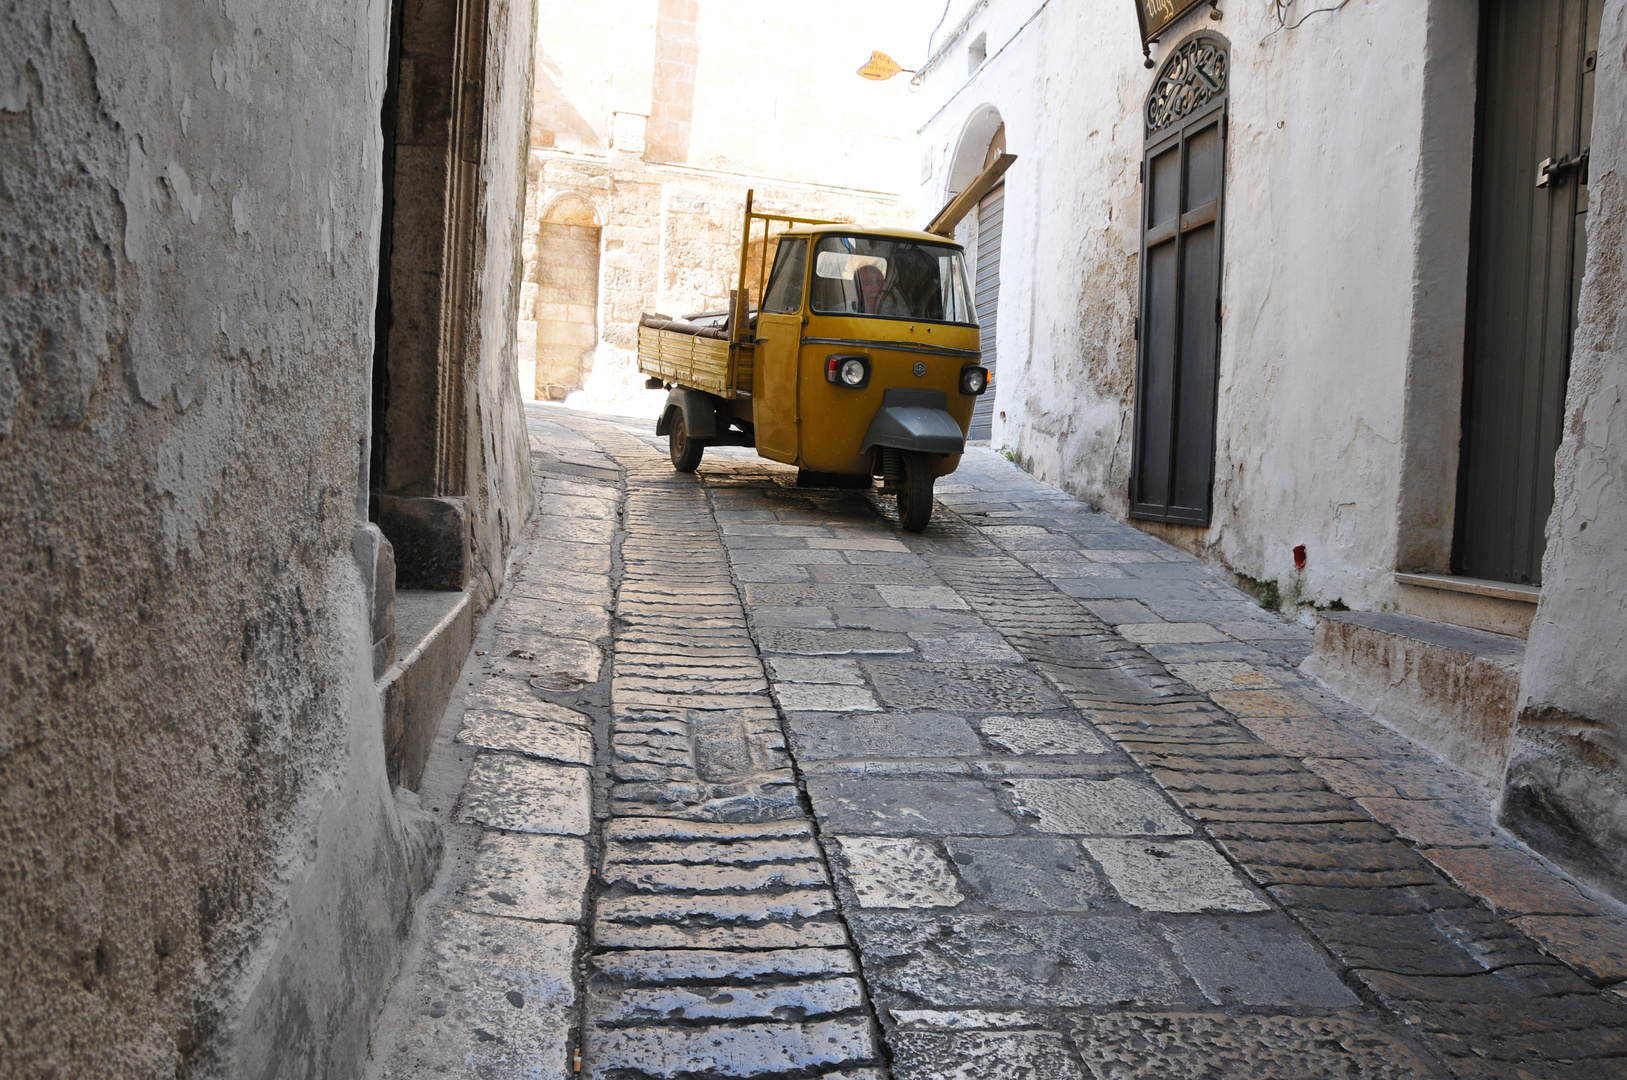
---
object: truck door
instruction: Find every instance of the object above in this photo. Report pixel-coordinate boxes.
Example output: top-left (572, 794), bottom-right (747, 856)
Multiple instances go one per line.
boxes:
top-left (753, 238), bottom-right (808, 462)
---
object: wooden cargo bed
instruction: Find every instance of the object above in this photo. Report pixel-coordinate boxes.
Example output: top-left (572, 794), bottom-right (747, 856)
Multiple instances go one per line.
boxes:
top-left (637, 314), bottom-right (754, 399)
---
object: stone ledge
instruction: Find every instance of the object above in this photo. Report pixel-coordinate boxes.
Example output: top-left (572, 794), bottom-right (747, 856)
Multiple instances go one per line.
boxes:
top-left (1301, 611), bottom-right (1523, 786)
top-left (1395, 572), bottom-right (1539, 638)
top-left (379, 589), bottom-right (475, 790)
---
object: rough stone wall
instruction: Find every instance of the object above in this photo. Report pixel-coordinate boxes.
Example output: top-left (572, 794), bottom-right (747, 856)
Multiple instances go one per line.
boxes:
top-left (0, 0), bottom-right (530, 1075)
top-left (912, 0), bottom-right (1464, 613)
top-left (1505, 0), bottom-right (1627, 899)
top-left (464, 0), bottom-right (540, 602)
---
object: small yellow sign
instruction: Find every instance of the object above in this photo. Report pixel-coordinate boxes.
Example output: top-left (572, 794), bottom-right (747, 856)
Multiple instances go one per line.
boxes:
top-left (857, 51), bottom-right (904, 81)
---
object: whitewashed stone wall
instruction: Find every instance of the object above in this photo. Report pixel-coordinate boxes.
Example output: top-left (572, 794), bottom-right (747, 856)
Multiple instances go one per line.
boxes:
top-left (913, 0), bottom-right (1476, 612)
top-left (1506, 0), bottom-right (1627, 897)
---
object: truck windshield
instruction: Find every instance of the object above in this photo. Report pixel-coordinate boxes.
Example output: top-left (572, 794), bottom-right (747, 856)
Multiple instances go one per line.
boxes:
top-left (809, 235), bottom-right (974, 324)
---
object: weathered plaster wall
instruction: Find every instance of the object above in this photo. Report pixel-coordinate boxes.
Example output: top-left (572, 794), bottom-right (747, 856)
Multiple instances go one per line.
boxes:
top-left (913, 0), bottom-right (1473, 611)
top-left (1504, 0), bottom-right (1627, 898)
top-left (465, 0), bottom-right (540, 601)
top-left (0, 0), bottom-right (497, 1074)
top-left (916, 0), bottom-right (1139, 517)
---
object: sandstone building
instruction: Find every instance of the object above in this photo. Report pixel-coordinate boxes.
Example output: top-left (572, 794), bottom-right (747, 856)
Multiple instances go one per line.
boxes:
top-left (515, 0), bottom-right (932, 403)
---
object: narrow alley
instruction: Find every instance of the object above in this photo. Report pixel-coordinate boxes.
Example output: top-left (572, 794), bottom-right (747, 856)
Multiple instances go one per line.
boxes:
top-left (14, 1), bottom-right (1627, 1077)
top-left (365, 404), bottom-right (1627, 1079)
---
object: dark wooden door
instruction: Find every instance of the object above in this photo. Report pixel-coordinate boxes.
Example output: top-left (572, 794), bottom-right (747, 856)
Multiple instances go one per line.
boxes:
top-left (1131, 37), bottom-right (1228, 525)
top-left (970, 184), bottom-right (1003, 441)
top-left (1458, 0), bottom-right (1600, 584)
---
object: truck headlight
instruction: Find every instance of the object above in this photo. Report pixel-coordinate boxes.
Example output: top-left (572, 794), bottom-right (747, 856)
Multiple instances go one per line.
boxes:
top-left (959, 365), bottom-right (990, 395)
top-left (826, 355), bottom-right (870, 388)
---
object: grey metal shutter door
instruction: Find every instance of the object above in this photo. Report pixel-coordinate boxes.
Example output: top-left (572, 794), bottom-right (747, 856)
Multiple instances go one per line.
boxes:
top-left (1457, 0), bottom-right (1598, 585)
top-left (1130, 107), bottom-right (1225, 526)
top-left (970, 185), bottom-right (1003, 441)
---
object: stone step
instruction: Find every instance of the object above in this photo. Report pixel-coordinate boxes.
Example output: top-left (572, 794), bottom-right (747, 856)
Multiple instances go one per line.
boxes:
top-left (1303, 609), bottom-right (1524, 785)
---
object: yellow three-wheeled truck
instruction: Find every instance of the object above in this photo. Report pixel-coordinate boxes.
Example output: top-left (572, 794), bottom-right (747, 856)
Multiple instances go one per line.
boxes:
top-left (637, 185), bottom-right (1010, 531)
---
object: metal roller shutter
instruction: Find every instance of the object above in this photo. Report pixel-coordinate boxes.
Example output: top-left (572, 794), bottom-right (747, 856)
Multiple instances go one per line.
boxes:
top-left (970, 184), bottom-right (1003, 441)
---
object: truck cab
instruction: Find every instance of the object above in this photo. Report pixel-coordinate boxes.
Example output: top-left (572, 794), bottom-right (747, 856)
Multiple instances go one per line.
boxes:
top-left (751, 226), bottom-right (985, 483)
top-left (639, 194), bottom-right (994, 531)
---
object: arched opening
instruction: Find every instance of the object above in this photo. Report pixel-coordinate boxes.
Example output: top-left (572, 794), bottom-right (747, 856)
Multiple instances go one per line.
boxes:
top-left (944, 105), bottom-right (1006, 198)
top-left (945, 107), bottom-right (1007, 441)
top-left (530, 193), bottom-right (604, 400)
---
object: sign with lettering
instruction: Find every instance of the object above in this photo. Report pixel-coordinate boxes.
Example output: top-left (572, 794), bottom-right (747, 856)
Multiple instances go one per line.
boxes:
top-left (857, 51), bottom-right (905, 81)
top-left (1135, 0), bottom-right (1208, 43)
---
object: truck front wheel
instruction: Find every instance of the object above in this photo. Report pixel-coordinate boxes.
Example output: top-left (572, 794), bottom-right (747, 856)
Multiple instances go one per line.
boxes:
top-left (668, 409), bottom-right (705, 472)
top-left (897, 451), bottom-right (935, 532)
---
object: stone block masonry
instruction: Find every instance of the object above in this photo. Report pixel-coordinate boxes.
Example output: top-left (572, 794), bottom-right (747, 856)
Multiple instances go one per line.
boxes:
top-left (370, 403), bottom-right (1627, 1078)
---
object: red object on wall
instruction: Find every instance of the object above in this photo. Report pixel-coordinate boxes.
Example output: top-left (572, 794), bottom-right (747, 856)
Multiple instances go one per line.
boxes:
top-left (1293, 544), bottom-right (1307, 570)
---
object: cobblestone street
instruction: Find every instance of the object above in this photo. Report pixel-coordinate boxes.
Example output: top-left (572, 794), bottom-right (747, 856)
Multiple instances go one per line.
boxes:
top-left (367, 405), bottom-right (1627, 1079)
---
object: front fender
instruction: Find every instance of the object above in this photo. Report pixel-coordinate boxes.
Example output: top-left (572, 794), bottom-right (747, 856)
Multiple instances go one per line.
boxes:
top-left (655, 386), bottom-right (721, 438)
top-left (859, 389), bottom-right (966, 455)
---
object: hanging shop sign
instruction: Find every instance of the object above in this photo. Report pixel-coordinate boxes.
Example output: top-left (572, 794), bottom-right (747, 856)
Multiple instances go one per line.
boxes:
top-left (1135, 0), bottom-right (1209, 44)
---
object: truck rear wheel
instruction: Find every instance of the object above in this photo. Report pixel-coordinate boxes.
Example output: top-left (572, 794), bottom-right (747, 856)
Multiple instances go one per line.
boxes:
top-left (897, 451), bottom-right (935, 532)
top-left (668, 409), bottom-right (704, 472)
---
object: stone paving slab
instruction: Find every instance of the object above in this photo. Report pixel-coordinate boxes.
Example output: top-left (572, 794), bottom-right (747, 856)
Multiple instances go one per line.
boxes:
top-left (890, 1028), bottom-right (1090, 1080)
top-left (586, 1018), bottom-right (876, 1079)
top-left (463, 676), bottom-right (594, 724)
top-left (459, 832), bottom-right (592, 924)
top-left (943, 836), bottom-right (1114, 912)
top-left (1069, 1011), bottom-right (1441, 1078)
top-left (850, 912), bottom-right (1194, 1009)
top-left (832, 835), bottom-right (967, 909)
top-left (807, 776), bottom-right (1020, 835)
top-left (593, 976), bottom-right (867, 1024)
top-left (1517, 915), bottom-right (1627, 984)
top-left (1082, 837), bottom-right (1271, 913)
top-left (457, 711), bottom-right (594, 764)
top-left (455, 754), bottom-right (592, 835)
top-left (1421, 843), bottom-right (1604, 916)
top-left (1160, 916), bottom-right (1357, 1006)
top-left (374, 910), bottom-right (578, 1080)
